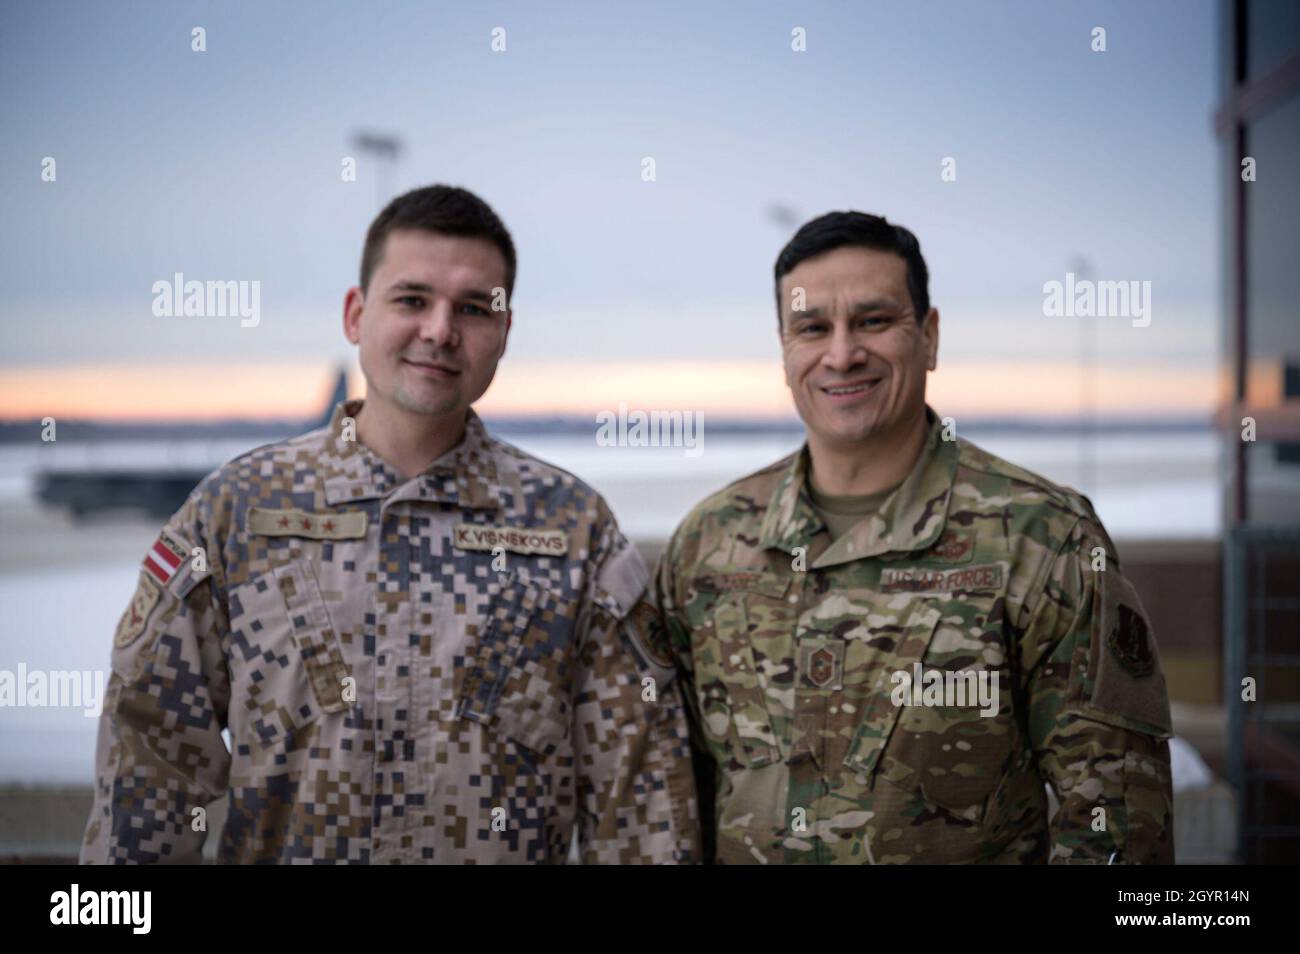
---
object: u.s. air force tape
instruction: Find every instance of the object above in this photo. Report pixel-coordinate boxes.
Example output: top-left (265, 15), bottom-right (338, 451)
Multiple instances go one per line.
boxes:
top-left (453, 524), bottom-right (568, 556)
top-left (879, 562), bottom-right (1004, 594)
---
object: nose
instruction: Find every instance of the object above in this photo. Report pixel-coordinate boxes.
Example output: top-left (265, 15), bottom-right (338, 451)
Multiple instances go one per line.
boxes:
top-left (418, 298), bottom-right (460, 350)
top-left (822, 322), bottom-right (866, 374)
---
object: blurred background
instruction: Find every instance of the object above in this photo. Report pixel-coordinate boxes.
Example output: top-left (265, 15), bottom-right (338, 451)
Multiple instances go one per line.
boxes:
top-left (0, 0), bottom-right (1296, 862)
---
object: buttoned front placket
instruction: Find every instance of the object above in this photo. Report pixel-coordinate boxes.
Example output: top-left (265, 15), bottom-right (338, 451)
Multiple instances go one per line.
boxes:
top-left (371, 459), bottom-right (503, 861)
top-left (757, 453), bottom-right (835, 862)
top-left (372, 481), bottom-right (421, 856)
top-left (756, 409), bottom-right (959, 863)
top-left (319, 421), bottom-right (414, 860)
top-left (318, 399), bottom-right (505, 862)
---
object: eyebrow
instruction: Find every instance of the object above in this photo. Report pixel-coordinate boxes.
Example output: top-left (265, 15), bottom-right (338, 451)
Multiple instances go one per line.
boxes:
top-left (794, 298), bottom-right (903, 319)
top-left (384, 280), bottom-right (495, 303)
top-left (386, 280), bottom-right (434, 295)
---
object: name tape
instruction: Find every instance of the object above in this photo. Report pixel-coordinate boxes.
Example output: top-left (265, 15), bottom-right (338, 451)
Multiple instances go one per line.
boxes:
top-left (453, 524), bottom-right (569, 556)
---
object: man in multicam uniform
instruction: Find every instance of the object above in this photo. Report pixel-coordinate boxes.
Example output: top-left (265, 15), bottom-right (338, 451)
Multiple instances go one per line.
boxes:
top-left (653, 211), bottom-right (1174, 864)
top-left (81, 185), bottom-right (698, 864)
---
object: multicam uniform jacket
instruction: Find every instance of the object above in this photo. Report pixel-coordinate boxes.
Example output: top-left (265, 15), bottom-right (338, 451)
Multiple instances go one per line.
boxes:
top-left (654, 405), bottom-right (1174, 864)
top-left (81, 399), bottom-right (698, 864)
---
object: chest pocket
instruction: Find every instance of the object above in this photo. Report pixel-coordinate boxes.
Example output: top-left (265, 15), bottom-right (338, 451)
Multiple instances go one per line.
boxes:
top-left (226, 560), bottom-right (352, 748)
top-left (844, 594), bottom-right (1016, 825)
top-left (693, 573), bottom-right (793, 770)
top-left (458, 573), bottom-right (573, 758)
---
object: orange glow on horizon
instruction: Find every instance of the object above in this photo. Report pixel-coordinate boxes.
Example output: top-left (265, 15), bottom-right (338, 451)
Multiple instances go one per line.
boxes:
top-left (0, 359), bottom-right (1214, 422)
top-left (0, 363), bottom-right (354, 421)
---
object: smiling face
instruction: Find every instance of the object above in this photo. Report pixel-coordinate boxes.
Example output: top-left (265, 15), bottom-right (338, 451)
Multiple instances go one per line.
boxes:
top-left (343, 228), bottom-right (511, 422)
top-left (778, 245), bottom-right (938, 451)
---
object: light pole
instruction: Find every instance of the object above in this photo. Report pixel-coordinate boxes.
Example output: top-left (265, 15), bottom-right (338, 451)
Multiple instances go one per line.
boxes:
top-left (350, 132), bottom-right (404, 210)
top-left (1070, 254), bottom-right (1096, 497)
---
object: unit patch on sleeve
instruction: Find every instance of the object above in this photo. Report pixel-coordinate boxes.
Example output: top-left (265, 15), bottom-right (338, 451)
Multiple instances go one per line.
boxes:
top-left (114, 573), bottom-right (162, 648)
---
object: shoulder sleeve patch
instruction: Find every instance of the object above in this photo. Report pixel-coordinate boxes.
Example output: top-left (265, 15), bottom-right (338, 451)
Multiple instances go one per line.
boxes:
top-left (114, 572), bottom-right (162, 649)
top-left (620, 595), bottom-right (678, 690)
top-left (1081, 569), bottom-right (1172, 738)
top-left (593, 540), bottom-right (677, 686)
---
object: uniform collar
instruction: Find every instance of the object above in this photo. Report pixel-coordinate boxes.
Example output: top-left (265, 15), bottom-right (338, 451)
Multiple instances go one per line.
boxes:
top-left (758, 404), bottom-right (957, 568)
top-left (321, 398), bottom-right (502, 510)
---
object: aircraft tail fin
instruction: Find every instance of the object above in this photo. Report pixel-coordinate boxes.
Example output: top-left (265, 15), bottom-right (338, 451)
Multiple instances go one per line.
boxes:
top-left (316, 366), bottom-right (349, 430)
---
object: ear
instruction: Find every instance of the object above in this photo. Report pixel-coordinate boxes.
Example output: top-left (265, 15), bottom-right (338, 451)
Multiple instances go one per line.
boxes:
top-left (498, 310), bottom-right (512, 360)
top-left (923, 307), bottom-right (939, 371)
top-left (343, 287), bottom-right (365, 344)
top-left (775, 278), bottom-right (790, 342)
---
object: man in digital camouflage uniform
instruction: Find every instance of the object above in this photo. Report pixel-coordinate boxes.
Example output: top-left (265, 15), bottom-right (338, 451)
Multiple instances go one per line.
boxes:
top-left (81, 185), bottom-right (698, 864)
top-left (653, 211), bottom-right (1173, 864)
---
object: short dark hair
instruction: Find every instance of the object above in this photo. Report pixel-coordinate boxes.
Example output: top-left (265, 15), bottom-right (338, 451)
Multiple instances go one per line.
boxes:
top-left (773, 211), bottom-right (930, 324)
top-left (359, 184), bottom-right (517, 296)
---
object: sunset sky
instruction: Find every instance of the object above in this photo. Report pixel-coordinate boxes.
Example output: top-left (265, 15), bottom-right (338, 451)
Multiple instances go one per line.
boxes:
top-left (0, 1), bottom-right (1219, 422)
top-left (0, 356), bottom-right (1216, 423)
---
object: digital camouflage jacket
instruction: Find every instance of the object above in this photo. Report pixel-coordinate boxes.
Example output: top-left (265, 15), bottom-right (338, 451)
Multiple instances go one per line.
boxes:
top-left (82, 399), bottom-right (699, 864)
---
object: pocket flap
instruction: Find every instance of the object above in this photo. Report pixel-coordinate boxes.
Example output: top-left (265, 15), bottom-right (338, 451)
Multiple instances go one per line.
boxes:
top-left (846, 600), bottom-right (1015, 825)
top-left (458, 575), bottom-right (572, 756)
top-left (272, 562), bottom-right (352, 714)
top-left (698, 597), bottom-right (782, 768)
top-left (841, 603), bottom-right (941, 777)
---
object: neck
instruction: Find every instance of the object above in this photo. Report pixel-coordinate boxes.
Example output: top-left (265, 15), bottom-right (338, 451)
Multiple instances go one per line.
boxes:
top-left (808, 407), bottom-right (930, 497)
top-left (354, 396), bottom-right (468, 481)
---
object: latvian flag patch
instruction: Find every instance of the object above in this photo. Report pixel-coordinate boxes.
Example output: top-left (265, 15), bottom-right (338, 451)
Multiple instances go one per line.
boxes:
top-left (143, 528), bottom-right (189, 586)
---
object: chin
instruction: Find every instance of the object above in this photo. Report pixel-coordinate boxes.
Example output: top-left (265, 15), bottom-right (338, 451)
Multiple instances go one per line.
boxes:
top-left (805, 423), bottom-right (865, 447)
top-left (840, 427), bottom-right (881, 446)
top-left (393, 390), bottom-right (459, 417)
